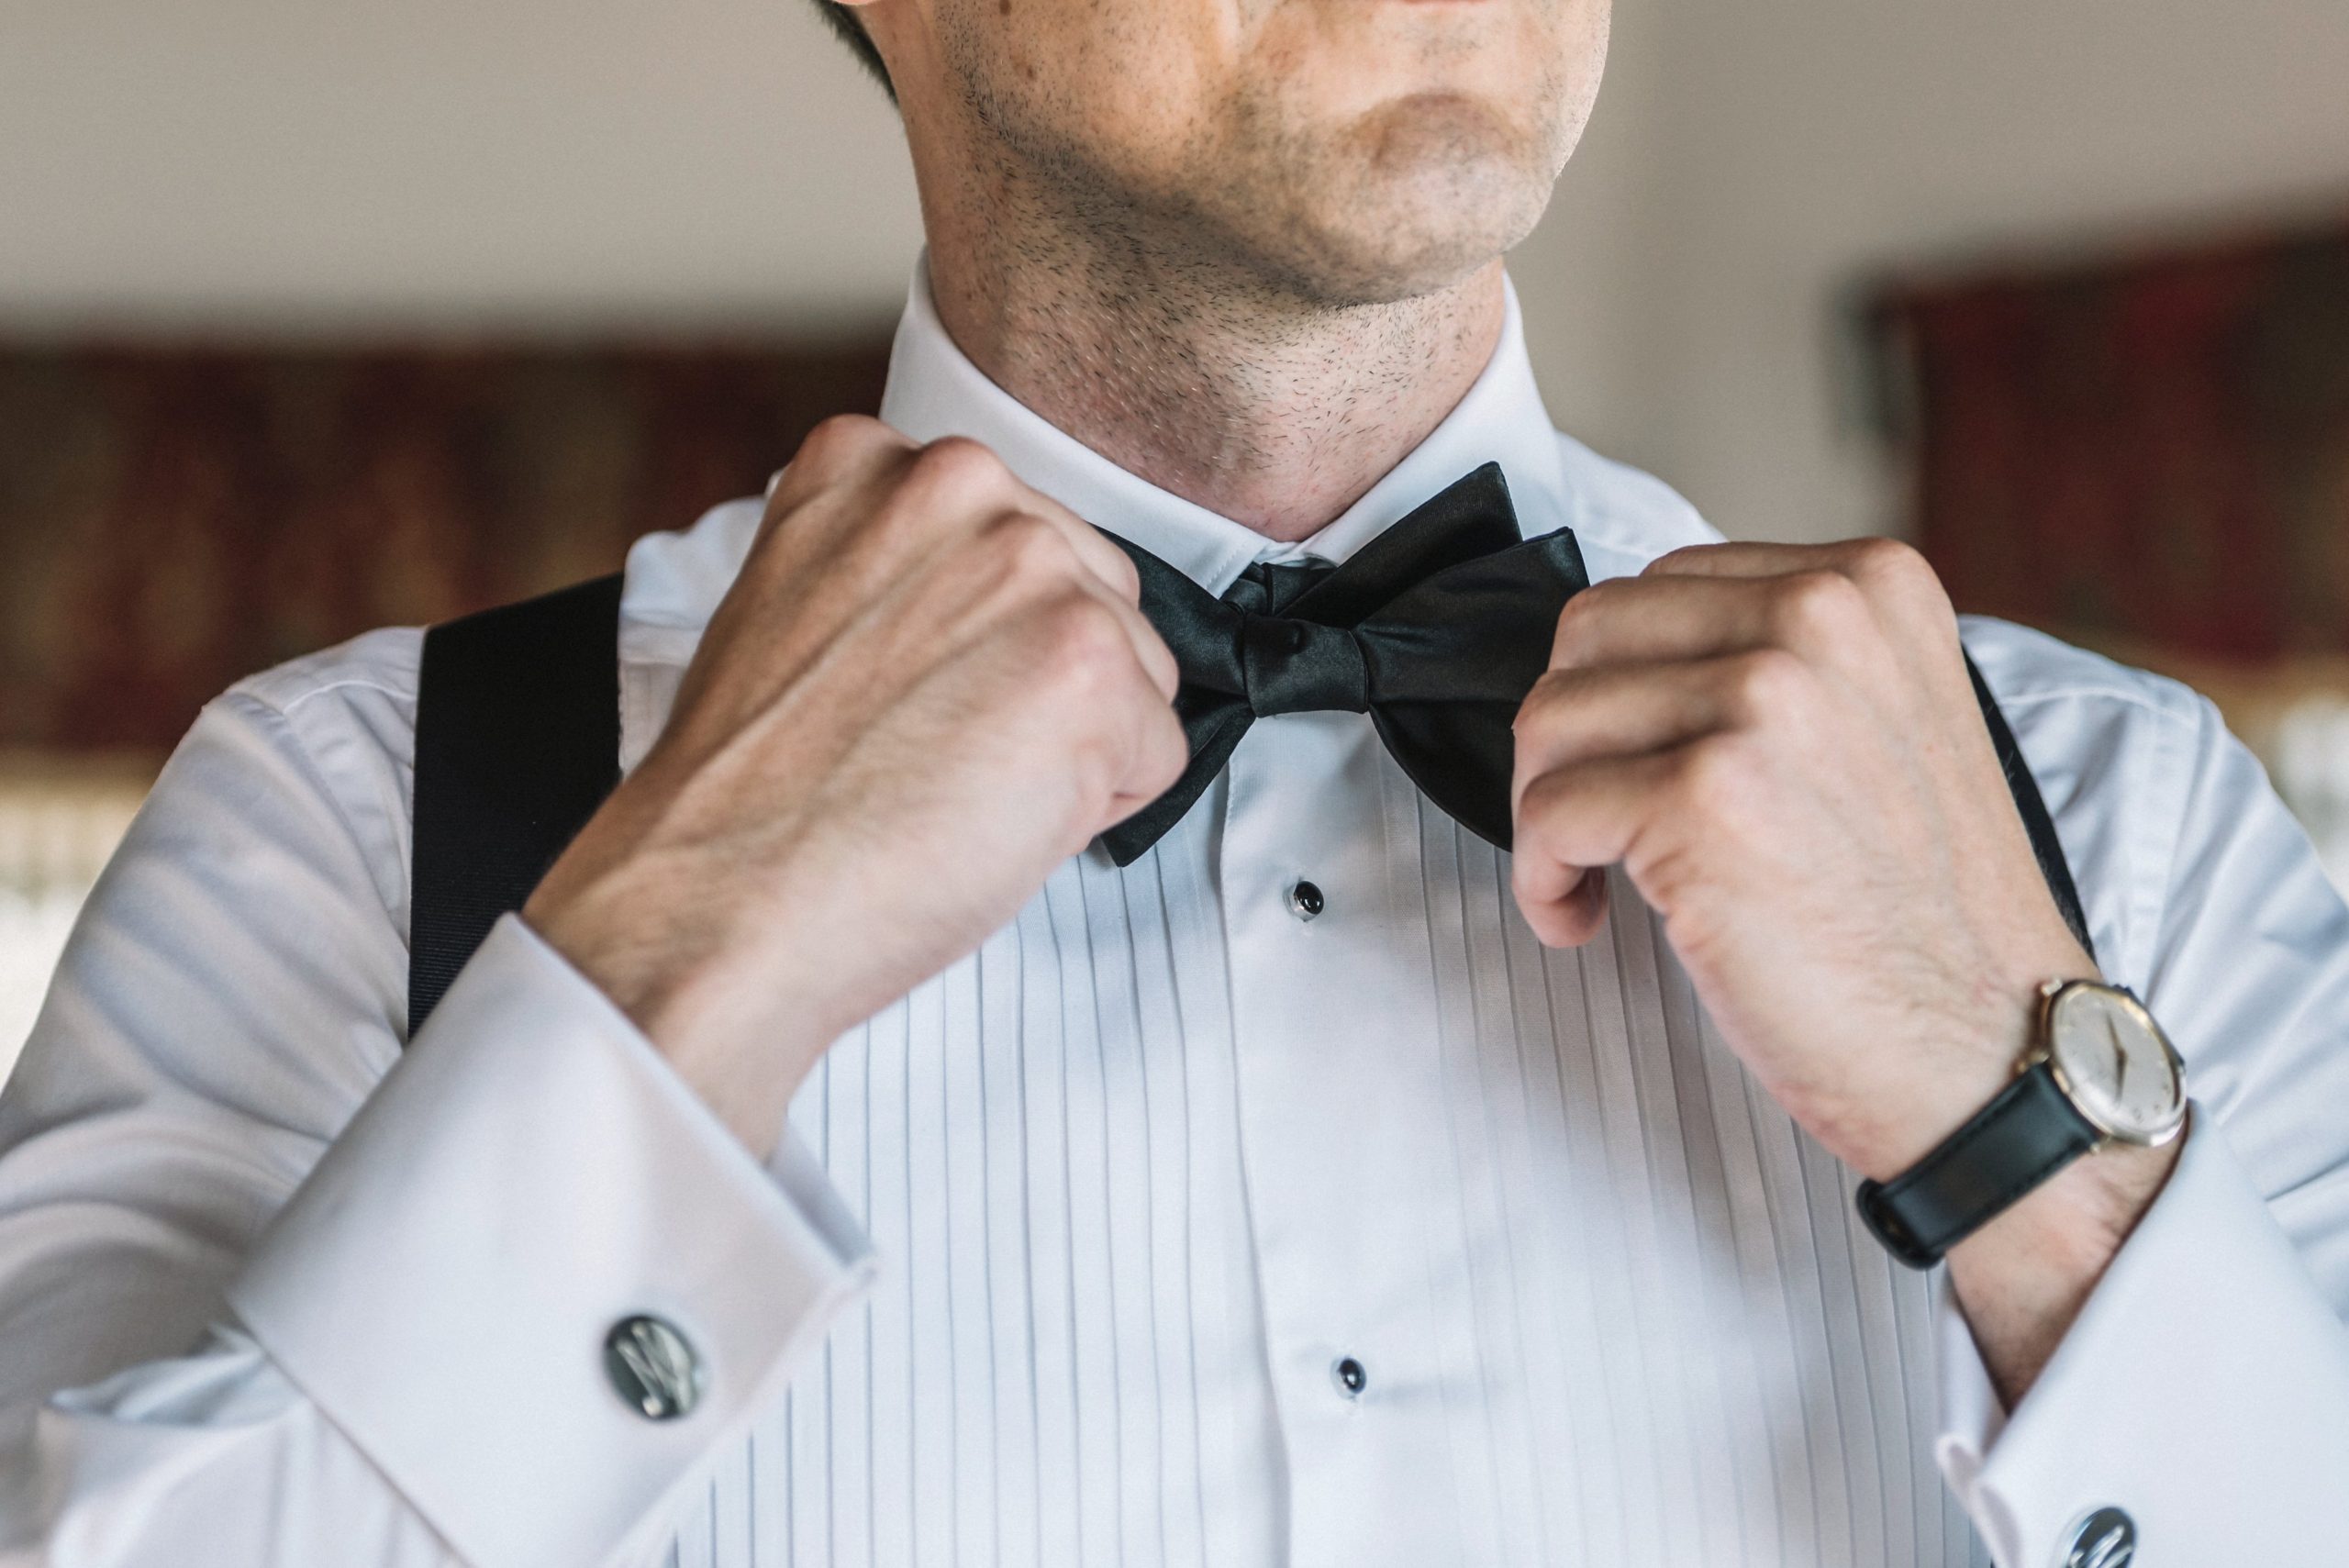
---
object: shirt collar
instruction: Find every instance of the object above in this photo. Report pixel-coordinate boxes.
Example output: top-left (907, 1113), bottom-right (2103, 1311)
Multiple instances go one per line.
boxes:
top-left (877, 255), bottom-right (1572, 595)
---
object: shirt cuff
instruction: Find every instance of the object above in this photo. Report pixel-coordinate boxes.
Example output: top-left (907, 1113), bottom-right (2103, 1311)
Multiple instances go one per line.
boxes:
top-left (227, 915), bottom-right (875, 1568)
top-left (1933, 1106), bottom-right (2349, 1566)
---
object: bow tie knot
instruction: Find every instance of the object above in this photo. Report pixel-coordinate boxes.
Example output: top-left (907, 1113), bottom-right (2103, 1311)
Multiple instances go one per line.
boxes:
top-left (1240, 615), bottom-right (1370, 716)
top-left (1100, 462), bottom-right (1589, 865)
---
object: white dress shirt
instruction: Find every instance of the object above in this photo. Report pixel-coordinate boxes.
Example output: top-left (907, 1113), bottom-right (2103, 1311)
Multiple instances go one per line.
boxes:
top-left (4, 266), bottom-right (2349, 1568)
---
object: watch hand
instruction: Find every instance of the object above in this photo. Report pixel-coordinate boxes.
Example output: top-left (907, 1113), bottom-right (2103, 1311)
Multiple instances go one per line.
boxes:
top-left (2105, 1015), bottom-right (2129, 1097)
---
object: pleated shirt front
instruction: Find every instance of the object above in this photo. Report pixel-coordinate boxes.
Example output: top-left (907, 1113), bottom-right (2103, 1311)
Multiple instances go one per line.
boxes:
top-left (625, 271), bottom-right (1998, 1568)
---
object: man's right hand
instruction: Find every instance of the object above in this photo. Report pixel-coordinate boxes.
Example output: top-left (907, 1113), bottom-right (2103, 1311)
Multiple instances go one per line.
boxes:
top-left (522, 417), bottom-right (1188, 1157)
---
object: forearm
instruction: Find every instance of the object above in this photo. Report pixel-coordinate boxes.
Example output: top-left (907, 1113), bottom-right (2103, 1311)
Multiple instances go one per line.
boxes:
top-left (1, 917), bottom-right (873, 1568)
top-left (222, 918), bottom-right (874, 1567)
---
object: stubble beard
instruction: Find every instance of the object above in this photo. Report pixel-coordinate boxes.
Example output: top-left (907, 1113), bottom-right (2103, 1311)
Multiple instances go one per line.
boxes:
top-left (940, 28), bottom-right (1575, 320)
top-left (919, 13), bottom-right (1587, 529)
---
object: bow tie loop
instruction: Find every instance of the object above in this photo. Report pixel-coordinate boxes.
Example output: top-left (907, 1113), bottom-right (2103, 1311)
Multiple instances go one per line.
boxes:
top-left (1241, 615), bottom-right (1370, 716)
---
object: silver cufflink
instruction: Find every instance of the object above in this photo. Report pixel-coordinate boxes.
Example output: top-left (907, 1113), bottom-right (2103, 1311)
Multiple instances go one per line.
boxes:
top-left (2058, 1507), bottom-right (2135, 1568)
top-left (604, 1313), bottom-right (704, 1420)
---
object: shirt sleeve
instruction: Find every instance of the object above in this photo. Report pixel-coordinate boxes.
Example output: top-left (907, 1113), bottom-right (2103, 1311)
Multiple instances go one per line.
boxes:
top-left (0, 657), bottom-right (874, 1568)
top-left (1932, 683), bottom-right (2349, 1567)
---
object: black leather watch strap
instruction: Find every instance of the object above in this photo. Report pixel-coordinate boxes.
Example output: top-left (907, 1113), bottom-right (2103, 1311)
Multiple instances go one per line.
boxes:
top-left (1854, 1062), bottom-right (2101, 1268)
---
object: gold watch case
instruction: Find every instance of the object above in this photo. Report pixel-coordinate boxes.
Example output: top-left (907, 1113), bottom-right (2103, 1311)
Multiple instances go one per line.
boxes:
top-left (2027, 979), bottom-right (2188, 1147)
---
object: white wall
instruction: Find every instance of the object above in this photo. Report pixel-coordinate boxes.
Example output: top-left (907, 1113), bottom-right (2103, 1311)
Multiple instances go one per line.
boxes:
top-left (6, 0), bottom-right (2349, 539)
top-left (1547, 0), bottom-right (2349, 542)
top-left (0, 0), bottom-right (922, 331)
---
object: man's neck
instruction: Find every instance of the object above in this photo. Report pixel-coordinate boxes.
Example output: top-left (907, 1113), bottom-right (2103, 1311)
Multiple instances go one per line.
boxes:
top-left (920, 200), bottom-right (1506, 545)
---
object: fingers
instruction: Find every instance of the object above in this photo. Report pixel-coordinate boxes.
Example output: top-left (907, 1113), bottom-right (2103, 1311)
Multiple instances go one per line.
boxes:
top-left (1558, 537), bottom-right (1956, 672)
top-left (1103, 689), bottom-right (1193, 821)
top-left (1511, 651), bottom-right (1806, 810)
top-left (969, 510), bottom-right (1177, 702)
top-left (899, 438), bottom-right (1140, 600)
top-left (1642, 535), bottom-right (1933, 590)
top-left (1511, 649), bottom-right (1820, 947)
top-left (1018, 491), bottom-right (1144, 607)
top-left (766, 424), bottom-right (1141, 601)
top-left (748, 423), bottom-right (1189, 843)
top-left (1518, 863), bottom-right (1611, 948)
top-left (1641, 539), bottom-right (1856, 581)
top-left (1025, 594), bottom-right (1187, 835)
top-left (763, 414), bottom-right (920, 534)
top-left (1068, 562), bottom-right (1182, 702)
top-left (1552, 570), bottom-right (1880, 672)
top-left (890, 437), bottom-right (1142, 606)
top-left (1510, 751), bottom-right (1682, 946)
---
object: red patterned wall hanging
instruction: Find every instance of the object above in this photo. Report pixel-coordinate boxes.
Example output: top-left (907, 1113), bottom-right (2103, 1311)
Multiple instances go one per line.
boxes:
top-left (1871, 216), bottom-right (2349, 661)
top-left (0, 339), bottom-right (889, 751)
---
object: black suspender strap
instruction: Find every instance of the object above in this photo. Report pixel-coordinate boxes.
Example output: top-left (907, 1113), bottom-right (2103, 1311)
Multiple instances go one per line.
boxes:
top-left (406, 573), bottom-right (625, 1039)
top-left (1966, 651), bottom-right (2096, 964)
top-left (401, 579), bottom-right (2094, 1040)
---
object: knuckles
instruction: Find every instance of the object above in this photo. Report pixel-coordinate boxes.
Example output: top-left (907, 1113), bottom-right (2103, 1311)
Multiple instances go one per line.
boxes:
top-left (877, 437), bottom-right (1015, 533)
top-left (1097, 539), bottom-right (1143, 605)
top-left (789, 412), bottom-right (897, 482)
top-left (1721, 646), bottom-right (1811, 725)
top-left (906, 434), bottom-right (1012, 495)
top-left (1806, 538), bottom-right (1956, 638)
top-left (762, 414), bottom-right (916, 539)
top-left (1671, 732), bottom-right (1755, 822)
top-left (1548, 578), bottom-right (1624, 663)
top-left (1767, 567), bottom-right (1873, 651)
top-left (1836, 534), bottom-right (1942, 603)
top-left (1510, 668), bottom-right (1572, 733)
top-left (985, 511), bottom-right (1080, 592)
top-left (1029, 593), bottom-right (1134, 695)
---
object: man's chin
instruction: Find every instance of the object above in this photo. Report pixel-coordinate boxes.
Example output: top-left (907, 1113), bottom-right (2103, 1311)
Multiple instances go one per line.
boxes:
top-left (1252, 106), bottom-right (1557, 307)
top-left (1267, 216), bottom-right (1525, 310)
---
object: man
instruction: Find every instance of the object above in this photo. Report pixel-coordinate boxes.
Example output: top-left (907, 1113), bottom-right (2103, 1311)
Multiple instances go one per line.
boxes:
top-left (2, 0), bottom-right (2346, 1563)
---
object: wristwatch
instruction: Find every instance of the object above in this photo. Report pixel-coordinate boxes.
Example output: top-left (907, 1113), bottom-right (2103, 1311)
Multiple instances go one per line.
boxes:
top-left (1855, 979), bottom-right (2188, 1269)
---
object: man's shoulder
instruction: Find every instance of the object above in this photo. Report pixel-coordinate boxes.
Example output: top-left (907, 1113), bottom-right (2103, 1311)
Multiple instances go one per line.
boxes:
top-left (204, 628), bottom-right (428, 843)
top-left (1546, 431), bottom-right (1721, 579)
top-left (1959, 615), bottom-right (2208, 740)
top-left (1961, 617), bottom-right (2226, 963)
top-left (229, 624), bottom-right (424, 724)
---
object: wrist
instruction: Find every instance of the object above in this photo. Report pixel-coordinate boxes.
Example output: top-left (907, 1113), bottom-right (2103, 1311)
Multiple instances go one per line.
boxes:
top-left (1837, 942), bottom-right (2102, 1184)
top-left (1852, 951), bottom-right (2187, 1403)
top-left (1953, 1129), bottom-right (2179, 1273)
top-left (1945, 1123), bottom-right (2182, 1404)
top-left (523, 878), bottom-right (838, 1161)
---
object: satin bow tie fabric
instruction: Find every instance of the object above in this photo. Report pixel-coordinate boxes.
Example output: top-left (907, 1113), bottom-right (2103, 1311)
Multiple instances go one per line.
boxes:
top-left (1099, 462), bottom-right (1589, 866)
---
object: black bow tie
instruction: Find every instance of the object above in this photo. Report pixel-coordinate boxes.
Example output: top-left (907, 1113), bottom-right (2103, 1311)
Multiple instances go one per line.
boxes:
top-left (1099, 462), bottom-right (1588, 865)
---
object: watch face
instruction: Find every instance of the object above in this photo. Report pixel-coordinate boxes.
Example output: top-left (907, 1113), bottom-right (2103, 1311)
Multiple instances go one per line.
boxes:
top-left (2046, 984), bottom-right (2187, 1144)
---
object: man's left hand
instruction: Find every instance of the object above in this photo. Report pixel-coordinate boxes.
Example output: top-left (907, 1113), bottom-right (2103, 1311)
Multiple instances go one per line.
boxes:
top-left (1508, 538), bottom-right (2176, 1398)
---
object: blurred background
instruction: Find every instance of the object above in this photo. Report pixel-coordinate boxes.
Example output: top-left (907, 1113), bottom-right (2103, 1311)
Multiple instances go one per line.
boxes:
top-left (5, 0), bottom-right (2349, 1077)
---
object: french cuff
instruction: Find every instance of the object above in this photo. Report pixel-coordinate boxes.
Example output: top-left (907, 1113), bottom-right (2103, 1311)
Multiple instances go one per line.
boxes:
top-left (1932, 1106), bottom-right (2349, 1567)
top-left (228, 915), bottom-right (875, 1568)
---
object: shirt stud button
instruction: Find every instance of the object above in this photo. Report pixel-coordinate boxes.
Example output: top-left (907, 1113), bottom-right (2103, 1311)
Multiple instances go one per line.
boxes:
top-left (1332, 1355), bottom-right (1367, 1399)
top-left (1288, 880), bottom-right (1325, 921)
top-left (2058, 1507), bottom-right (2136, 1567)
top-left (604, 1314), bottom-right (704, 1420)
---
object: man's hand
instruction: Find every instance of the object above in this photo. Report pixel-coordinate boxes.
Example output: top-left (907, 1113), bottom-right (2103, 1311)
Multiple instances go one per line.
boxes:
top-left (1509, 538), bottom-right (2177, 1399)
top-left (524, 417), bottom-right (1187, 1158)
